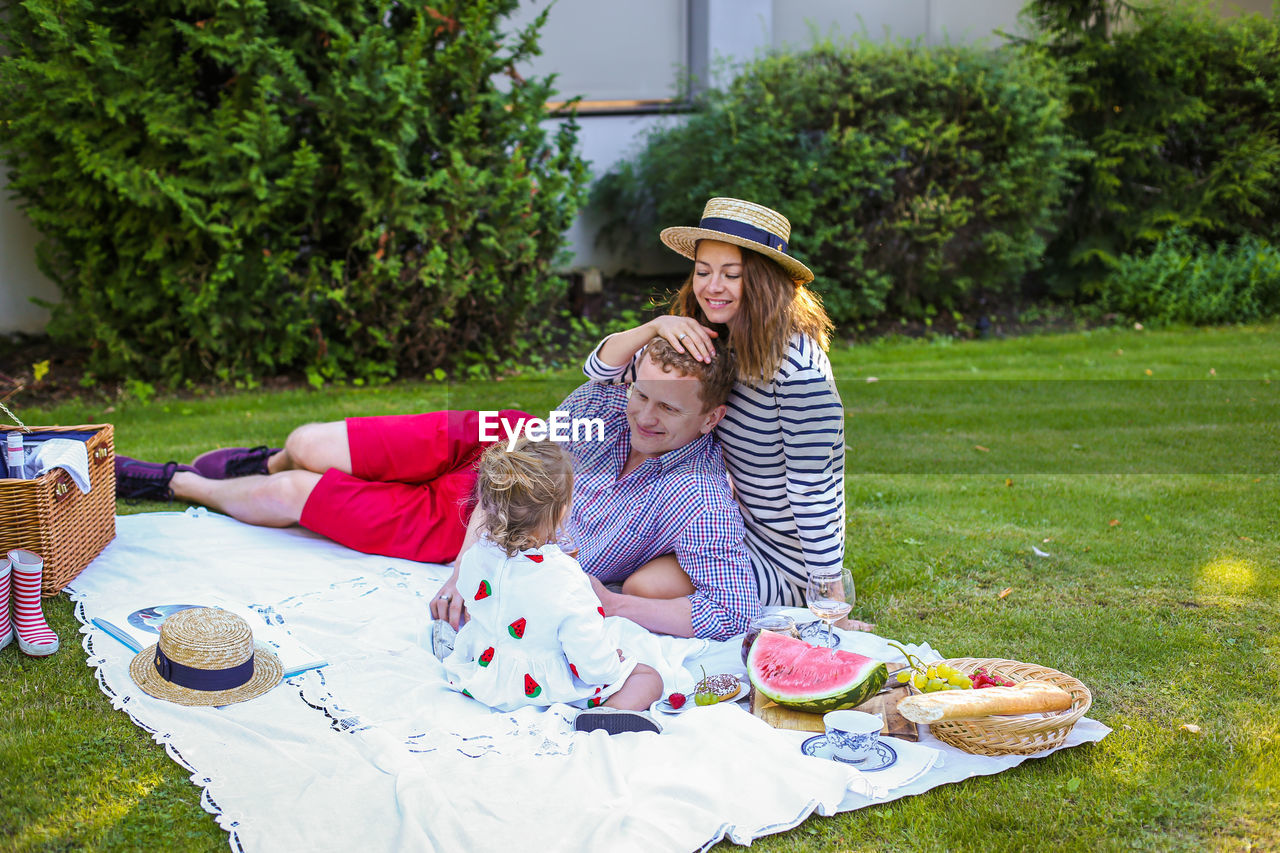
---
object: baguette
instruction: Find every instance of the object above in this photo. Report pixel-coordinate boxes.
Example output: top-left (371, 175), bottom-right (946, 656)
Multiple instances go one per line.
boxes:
top-left (898, 680), bottom-right (1073, 724)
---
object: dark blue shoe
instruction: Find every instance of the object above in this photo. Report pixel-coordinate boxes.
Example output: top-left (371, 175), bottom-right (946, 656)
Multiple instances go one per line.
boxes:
top-left (574, 708), bottom-right (663, 735)
top-left (114, 456), bottom-right (195, 502)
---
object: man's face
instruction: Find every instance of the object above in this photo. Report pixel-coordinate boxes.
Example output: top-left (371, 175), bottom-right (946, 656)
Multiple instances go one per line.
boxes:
top-left (625, 355), bottom-right (726, 458)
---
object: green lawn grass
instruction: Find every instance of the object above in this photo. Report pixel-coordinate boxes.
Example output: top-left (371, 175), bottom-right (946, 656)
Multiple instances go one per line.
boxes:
top-left (2, 324), bottom-right (1277, 851)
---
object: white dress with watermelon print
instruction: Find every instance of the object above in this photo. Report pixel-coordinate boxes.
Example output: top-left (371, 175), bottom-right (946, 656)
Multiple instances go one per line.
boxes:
top-left (441, 537), bottom-right (638, 712)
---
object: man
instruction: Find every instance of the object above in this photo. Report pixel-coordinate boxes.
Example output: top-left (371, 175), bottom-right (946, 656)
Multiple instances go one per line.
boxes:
top-left (117, 338), bottom-right (759, 640)
top-left (433, 337), bottom-right (758, 640)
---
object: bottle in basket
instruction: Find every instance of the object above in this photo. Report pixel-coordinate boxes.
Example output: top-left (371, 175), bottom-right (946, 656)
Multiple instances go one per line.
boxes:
top-left (5, 432), bottom-right (25, 479)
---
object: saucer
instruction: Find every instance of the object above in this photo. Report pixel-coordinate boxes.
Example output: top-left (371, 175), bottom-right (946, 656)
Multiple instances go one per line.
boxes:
top-left (800, 735), bottom-right (898, 771)
top-left (651, 678), bottom-right (750, 715)
top-left (797, 620), bottom-right (841, 648)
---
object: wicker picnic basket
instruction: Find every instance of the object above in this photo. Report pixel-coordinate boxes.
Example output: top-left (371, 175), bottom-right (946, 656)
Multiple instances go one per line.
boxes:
top-left (924, 658), bottom-right (1092, 756)
top-left (0, 424), bottom-right (116, 596)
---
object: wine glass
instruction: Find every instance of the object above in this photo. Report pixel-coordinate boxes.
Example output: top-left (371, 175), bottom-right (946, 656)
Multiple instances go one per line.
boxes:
top-left (805, 567), bottom-right (854, 649)
top-left (554, 521), bottom-right (579, 559)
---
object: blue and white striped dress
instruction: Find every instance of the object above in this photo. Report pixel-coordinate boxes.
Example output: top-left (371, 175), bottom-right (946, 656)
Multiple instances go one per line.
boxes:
top-left (585, 333), bottom-right (846, 606)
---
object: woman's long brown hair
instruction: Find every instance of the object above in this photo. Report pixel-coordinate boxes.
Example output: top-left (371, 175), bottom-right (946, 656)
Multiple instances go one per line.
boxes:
top-left (670, 242), bottom-right (833, 385)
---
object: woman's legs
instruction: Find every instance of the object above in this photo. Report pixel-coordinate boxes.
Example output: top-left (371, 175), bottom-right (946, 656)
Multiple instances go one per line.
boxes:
top-left (603, 663), bottom-right (663, 711)
top-left (170, 469), bottom-right (323, 527)
top-left (268, 421), bottom-right (352, 475)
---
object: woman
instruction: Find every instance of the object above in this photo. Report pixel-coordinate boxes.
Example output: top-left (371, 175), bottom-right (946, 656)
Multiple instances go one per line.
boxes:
top-left (584, 197), bottom-right (847, 610)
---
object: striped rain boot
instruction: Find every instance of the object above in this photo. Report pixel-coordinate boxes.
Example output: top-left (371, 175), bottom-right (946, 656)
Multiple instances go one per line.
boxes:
top-left (7, 549), bottom-right (58, 656)
top-left (0, 556), bottom-right (12, 652)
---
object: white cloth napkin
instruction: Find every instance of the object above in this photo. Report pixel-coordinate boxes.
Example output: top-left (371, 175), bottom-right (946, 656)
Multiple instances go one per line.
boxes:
top-left (30, 438), bottom-right (92, 492)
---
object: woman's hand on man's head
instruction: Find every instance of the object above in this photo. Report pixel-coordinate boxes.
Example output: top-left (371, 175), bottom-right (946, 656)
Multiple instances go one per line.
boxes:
top-left (649, 316), bottom-right (718, 364)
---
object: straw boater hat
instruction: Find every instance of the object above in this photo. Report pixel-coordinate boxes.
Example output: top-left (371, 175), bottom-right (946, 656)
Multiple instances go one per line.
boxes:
top-left (129, 607), bottom-right (283, 706)
top-left (659, 197), bottom-right (814, 284)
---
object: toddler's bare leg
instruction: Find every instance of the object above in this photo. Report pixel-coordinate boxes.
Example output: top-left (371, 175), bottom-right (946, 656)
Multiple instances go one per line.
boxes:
top-left (603, 663), bottom-right (663, 711)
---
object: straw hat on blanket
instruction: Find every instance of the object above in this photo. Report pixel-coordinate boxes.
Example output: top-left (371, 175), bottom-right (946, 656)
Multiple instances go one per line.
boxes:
top-left (659, 197), bottom-right (814, 284)
top-left (130, 607), bottom-right (282, 706)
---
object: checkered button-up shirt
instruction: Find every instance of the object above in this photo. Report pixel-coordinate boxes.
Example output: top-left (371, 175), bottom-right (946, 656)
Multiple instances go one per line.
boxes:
top-left (558, 382), bottom-right (760, 640)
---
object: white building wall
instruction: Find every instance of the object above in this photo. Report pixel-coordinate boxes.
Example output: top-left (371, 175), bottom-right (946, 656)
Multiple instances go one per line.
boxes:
top-left (773, 0), bottom-right (931, 47)
top-left (549, 112), bottom-right (689, 276)
top-left (0, 173), bottom-right (57, 334)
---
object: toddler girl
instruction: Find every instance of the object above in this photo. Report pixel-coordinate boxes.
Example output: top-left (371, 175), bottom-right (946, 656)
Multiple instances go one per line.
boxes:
top-left (440, 438), bottom-right (663, 734)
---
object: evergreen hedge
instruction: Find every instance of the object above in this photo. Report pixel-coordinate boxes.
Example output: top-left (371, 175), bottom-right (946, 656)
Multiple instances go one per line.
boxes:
top-left (0, 0), bottom-right (587, 384)
top-left (1096, 229), bottom-right (1280, 325)
top-left (1021, 0), bottom-right (1280, 297)
top-left (592, 39), bottom-right (1079, 325)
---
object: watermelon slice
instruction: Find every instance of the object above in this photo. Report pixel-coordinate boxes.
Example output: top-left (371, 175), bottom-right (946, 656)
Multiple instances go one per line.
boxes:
top-left (748, 629), bottom-right (888, 713)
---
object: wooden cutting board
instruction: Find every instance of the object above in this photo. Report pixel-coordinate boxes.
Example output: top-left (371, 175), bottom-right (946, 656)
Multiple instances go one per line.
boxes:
top-left (749, 665), bottom-right (920, 741)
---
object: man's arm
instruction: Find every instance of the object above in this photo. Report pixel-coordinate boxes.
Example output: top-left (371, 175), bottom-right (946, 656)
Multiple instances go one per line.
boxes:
top-left (590, 576), bottom-right (695, 637)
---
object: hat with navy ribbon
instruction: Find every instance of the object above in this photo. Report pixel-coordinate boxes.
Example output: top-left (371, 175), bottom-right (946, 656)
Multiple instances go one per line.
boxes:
top-left (129, 607), bottom-right (283, 706)
top-left (659, 197), bottom-right (814, 284)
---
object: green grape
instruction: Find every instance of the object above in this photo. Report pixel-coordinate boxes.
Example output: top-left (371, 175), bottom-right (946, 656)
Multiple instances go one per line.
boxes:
top-left (926, 666), bottom-right (938, 680)
top-left (926, 678), bottom-right (946, 692)
top-left (911, 672), bottom-right (927, 691)
top-left (896, 670), bottom-right (912, 683)
top-left (952, 675), bottom-right (973, 689)
top-left (936, 664), bottom-right (954, 679)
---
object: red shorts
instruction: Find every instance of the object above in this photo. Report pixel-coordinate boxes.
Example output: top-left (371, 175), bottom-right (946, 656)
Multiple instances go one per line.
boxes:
top-left (299, 409), bottom-right (529, 564)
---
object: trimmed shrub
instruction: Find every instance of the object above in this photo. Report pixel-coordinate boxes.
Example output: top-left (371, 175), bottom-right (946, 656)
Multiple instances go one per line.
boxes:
top-left (0, 0), bottom-right (587, 384)
top-left (592, 39), bottom-right (1079, 325)
top-left (1021, 0), bottom-right (1280, 296)
top-left (1096, 230), bottom-right (1280, 325)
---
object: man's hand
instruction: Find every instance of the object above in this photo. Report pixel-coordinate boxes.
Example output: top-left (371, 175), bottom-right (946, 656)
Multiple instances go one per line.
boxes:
top-left (430, 566), bottom-right (468, 629)
top-left (588, 573), bottom-right (694, 637)
top-left (588, 575), bottom-right (618, 617)
top-left (835, 617), bottom-right (876, 633)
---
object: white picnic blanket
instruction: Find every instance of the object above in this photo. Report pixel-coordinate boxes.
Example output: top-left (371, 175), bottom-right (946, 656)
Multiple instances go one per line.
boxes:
top-left (67, 511), bottom-right (1109, 852)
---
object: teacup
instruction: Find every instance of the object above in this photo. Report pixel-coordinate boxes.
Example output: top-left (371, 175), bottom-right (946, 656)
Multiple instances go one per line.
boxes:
top-left (823, 709), bottom-right (884, 763)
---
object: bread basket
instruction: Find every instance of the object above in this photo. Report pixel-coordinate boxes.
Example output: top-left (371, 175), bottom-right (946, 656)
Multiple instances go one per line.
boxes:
top-left (921, 658), bottom-right (1092, 756)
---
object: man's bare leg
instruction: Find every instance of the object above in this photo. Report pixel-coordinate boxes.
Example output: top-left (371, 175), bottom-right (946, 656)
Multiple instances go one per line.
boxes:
top-left (621, 554), bottom-right (695, 598)
top-left (170, 470), bottom-right (322, 527)
top-left (621, 554), bottom-right (875, 632)
top-left (266, 421), bottom-right (353, 475)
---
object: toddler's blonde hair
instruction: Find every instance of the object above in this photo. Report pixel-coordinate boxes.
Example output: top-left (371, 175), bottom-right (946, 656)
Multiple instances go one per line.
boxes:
top-left (476, 437), bottom-right (574, 556)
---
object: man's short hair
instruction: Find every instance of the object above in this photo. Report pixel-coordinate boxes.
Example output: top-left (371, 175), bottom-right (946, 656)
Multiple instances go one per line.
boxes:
top-left (644, 336), bottom-right (738, 411)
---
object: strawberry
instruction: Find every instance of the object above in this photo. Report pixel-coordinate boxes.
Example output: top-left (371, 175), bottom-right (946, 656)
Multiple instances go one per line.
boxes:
top-left (667, 692), bottom-right (687, 710)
